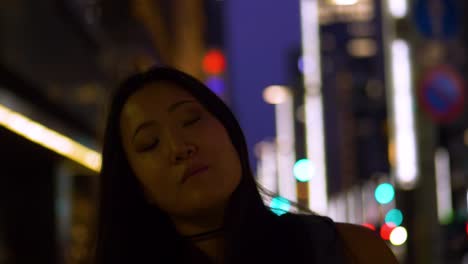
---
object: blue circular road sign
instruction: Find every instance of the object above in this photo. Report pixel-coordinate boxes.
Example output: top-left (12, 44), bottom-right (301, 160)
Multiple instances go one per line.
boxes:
top-left (418, 66), bottom-right (466, 123)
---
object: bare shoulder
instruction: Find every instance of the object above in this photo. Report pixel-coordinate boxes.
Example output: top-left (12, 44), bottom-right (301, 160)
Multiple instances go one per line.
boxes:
top-left (335, 223), bottom-right (399, 264)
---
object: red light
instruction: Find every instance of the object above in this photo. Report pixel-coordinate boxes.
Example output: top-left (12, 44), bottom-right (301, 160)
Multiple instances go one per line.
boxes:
top-left (380, 223), bottom-right (396, 240)
top-left (362, 223), bottom-right (376, 231)
top-left (465, 223), bottom-right (468, 237)
top-left (203, 49), bottom-right (226, 75)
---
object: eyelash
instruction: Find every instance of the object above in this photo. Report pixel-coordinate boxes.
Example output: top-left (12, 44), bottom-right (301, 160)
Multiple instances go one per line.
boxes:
top-left (139, 116), bottom-right (201, 152)
top-left (140, 140), bottom-right (160, 152)
top-left (183, 116), bottom-right (201, 127)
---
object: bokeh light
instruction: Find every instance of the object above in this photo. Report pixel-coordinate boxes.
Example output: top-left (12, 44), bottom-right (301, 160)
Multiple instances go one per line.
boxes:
top-left (388, 0), bottom-right (408, 18)
top-left (205, 76), bottom-right (225, 96)
top-left (263, 85), bottom-right (290, 104)
top-left (380, 223), bottom-right (396, 241)
top-left (347, 38), bottom-right (377, 57)
top-left (389, 226), bottom-right (408, 246)
top-left (362, 223), bottom-right (376, 231)
top-left (331, 0), bottom-right (358, 5)
top-left (375, 183), bottom-right (395, 204)
top-left (202, 49), bottom-right (226, 75)
top-left (270, 196), bottom-right (291, 216)
top-left (385, 209), bottom-right (403, 226)
top-left (293, 159), bottom-right (314, 182)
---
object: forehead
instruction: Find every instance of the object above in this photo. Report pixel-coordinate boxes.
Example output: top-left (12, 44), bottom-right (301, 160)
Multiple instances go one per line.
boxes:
top-left (126, 81), bottom-right (194, 109)
top-left (120, 81), bottom-right (196, 126)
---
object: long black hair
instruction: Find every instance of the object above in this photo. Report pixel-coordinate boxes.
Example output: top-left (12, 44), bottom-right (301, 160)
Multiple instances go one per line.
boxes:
top-left (93, 66), bottom-right (296, 263)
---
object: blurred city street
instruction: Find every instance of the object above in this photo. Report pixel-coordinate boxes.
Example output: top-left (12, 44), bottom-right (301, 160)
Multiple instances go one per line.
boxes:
top-left (0, 0), bottom-right (467, 263)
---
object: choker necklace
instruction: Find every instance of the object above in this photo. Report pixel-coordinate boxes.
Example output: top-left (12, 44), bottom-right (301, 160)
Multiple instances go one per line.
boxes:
top-left (182, 227), bottom-right (224, 242)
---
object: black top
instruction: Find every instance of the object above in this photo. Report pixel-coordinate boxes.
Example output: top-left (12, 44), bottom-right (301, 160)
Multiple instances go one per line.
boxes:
top-left (181, 213), bottom-right (345, 263)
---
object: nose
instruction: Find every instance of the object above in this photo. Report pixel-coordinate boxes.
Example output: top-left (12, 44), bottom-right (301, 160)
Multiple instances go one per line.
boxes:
top-left (173, 143), bottom-right (197, 164)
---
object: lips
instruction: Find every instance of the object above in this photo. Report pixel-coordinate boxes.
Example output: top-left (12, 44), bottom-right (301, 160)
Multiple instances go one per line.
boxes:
top-left (181, 165), bottom-right (209, 183)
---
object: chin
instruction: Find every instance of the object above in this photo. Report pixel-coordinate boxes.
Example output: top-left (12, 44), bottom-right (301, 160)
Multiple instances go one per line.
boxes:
top-left (174, 193), bottom-right (230, 218)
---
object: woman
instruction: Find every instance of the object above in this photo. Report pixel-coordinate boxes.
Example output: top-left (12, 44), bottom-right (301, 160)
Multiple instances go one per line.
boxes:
top-left (93, 66), bottom-right (398, 263)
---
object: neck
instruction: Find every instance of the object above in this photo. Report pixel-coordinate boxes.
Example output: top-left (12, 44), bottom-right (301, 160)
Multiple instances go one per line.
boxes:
top-left (191, 234), bottom-right (225, 263)
top-left (171, 208), bottom-right (225, 263)
top-left (171, 207), bottom-right (224, 236)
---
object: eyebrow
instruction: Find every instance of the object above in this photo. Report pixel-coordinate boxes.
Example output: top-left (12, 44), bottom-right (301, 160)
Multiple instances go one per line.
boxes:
top-left (132, 100), bottom-right (197, 141)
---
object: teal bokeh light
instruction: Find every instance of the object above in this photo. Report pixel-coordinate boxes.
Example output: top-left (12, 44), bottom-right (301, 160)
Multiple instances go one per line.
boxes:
top-left (385, 209), bottom-right (403, 226)
top-left (375, 183), bottom-right (395, 204)
top-left (293, 159), bottom-right (313, 182)
top-left (270, 196), bottom-right (291, 216)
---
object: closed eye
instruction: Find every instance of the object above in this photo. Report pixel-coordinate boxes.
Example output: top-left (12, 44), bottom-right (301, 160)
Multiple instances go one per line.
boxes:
top-left (138, 139), bottom-right (160, 152)
top-left (137, 116), bottom-right (200, 152)
top-left (183, 116), bottom-right (201, 127)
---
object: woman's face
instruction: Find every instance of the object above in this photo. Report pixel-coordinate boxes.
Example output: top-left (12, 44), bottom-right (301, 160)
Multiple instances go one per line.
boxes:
top-left (120, 81), bottom-right (242, 218)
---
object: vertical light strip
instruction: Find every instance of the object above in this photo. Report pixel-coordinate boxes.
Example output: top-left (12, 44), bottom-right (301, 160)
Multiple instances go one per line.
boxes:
top-left (328, 198), bottom-right (337, 220)
top-left (353, 186), bottom-right (364, 224)
top-left (304, 96), bottom-right (328, 213)
top-left (300, 0), bottom-right (328, 214)
top-left (363, 181), bottom-right (379, 223)
top-left (275, 93), bottom-right (297, 202)
top-left (257, 141), bottom-right (278, 194)
top-left (346, 190), bottom-right (355, 223)
top-left (300, 0), bottom-right (322, 90)
top-left (435, 148), bottom-right (453, 223)
top-left (336, 194), bottom-right (347, 222)
top-left (466, 190), bottom-right (468, 215)
top-left (0, 104), bottom-right (101, 172)
top-left (390, 40), bottom-right (419, 189)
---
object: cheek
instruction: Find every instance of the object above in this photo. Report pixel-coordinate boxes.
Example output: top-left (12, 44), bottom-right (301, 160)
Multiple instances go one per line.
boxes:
top-left (214, 141), bottom-right (242, 203)
top-left (131, 158), bottom-right (178, 204)
top-left (203, 125), bottom-right (242, 186)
